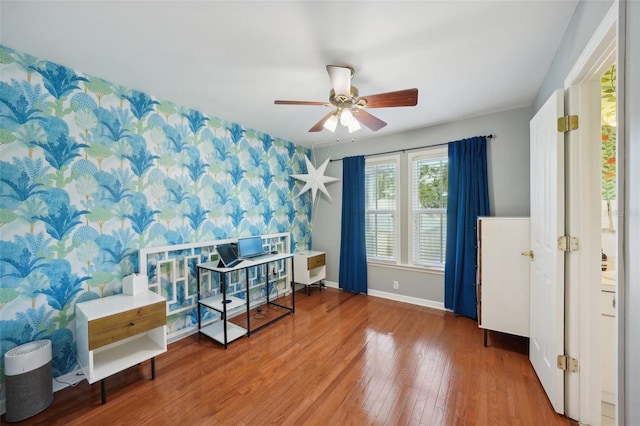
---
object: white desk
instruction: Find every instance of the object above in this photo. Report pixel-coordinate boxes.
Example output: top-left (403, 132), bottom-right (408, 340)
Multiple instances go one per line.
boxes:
top-left (196, 252), bottom-right (295, 348)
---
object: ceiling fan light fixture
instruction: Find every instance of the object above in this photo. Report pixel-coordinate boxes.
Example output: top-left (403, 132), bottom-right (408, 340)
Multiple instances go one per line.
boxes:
top-left (347, 119), bottom-right (361, 133)
top-left (339, 108), bottom-right (361, 133)
top-left (323, 113), bottom-right (339, 132)
top-left (340, 108), bottom-right (355, 126)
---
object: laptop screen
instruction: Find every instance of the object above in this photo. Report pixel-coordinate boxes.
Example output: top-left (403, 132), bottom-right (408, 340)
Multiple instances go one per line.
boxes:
top-left (237, 236), bottom-right (263, 258)
top-left (216, 243), bottom-right (239, 267)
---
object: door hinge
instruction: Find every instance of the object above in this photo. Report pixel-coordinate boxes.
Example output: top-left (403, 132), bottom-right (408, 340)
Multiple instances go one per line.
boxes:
top-left (558, 236), bottom-right (579, 252)
top-left (557, 115), bottom-right (579, 132)
top-left (557, 355), bottom-right (579, 372)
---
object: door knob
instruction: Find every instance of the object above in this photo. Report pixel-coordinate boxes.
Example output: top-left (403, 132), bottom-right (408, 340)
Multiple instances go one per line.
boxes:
top-left (521, 250), bottom-right (534, 259)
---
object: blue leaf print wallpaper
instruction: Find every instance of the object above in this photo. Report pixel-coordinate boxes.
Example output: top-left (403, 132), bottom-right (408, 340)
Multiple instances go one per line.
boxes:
top-left (0, 45), bottom-right (313, 398)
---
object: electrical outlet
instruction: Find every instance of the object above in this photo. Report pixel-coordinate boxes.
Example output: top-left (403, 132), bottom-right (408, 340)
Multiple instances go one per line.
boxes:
top-left (393, 280), bottom-right (399, 290)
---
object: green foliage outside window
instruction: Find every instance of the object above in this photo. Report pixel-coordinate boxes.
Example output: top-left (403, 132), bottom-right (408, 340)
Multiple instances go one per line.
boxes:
top-left (601, 125), bottom-right (616, 201)
top-left (418, 161), bottom-right (448, 209)
top-left (601, 63), bottom-right (616, 231)
top-left (601, 63), bottom-right (616, 202)
top-left (376, 169), bottom-right (395, 202)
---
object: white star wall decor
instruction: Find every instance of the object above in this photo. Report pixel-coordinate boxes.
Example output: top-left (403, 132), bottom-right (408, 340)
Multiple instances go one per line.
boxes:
top-left (291, 155), bottom-right (339, 203)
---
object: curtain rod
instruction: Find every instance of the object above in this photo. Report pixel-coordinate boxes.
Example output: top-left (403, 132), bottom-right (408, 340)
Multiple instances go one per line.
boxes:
top-left (329, 134), bottom-right (494, 162)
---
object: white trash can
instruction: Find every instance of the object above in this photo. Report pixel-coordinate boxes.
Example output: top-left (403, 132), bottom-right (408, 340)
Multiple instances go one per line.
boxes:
top-left (4, 340), bottom-right (54, 422)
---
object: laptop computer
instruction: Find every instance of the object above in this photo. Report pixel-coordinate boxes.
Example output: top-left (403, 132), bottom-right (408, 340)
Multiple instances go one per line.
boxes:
top-left (216, 243), bottom-right (242, 268)
top-left (237, 236), bottom-right (275, 260)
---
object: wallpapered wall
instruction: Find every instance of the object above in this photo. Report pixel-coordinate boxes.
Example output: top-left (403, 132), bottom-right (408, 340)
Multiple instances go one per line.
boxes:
top-left (0, 45), bottom-right (312, 392)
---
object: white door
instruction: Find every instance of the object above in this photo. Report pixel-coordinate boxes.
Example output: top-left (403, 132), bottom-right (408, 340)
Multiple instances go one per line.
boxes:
top-left (529, 88), bottom-right (565, 414)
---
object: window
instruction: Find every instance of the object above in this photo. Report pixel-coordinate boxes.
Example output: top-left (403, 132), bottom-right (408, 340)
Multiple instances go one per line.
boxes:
top-left (409, 149), bottom-right (448, 267)
top-left (364, 148), bottom-right (447, 269)
top-left (364, 156), bottom-right (399, 262)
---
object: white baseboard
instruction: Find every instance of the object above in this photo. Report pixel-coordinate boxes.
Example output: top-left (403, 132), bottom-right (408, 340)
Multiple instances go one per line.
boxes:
top-left (167, 326), bottom-right (198, 344)
top-left (323, 280), bottom-right (339, 289)
top-left (368, 289), bottom-right (445, 310)
top-left (322, 280), bottom-right (445, 311)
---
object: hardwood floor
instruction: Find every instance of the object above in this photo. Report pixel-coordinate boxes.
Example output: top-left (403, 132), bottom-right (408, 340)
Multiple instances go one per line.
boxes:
top-left (8, 288), bottom-right (577, 425)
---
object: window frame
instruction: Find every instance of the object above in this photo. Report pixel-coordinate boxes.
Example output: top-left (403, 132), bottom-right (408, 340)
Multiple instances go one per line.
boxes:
top-left (364, 154), bottom-right (401, 264)
top-left (408, 147), bottom-right (448, 269)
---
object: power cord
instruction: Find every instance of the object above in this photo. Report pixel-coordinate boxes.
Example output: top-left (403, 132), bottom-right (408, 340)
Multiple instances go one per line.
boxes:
top-left (253, 305), bottom-right (266, 319)
top-left (54, 374), bottom-right (84, 387)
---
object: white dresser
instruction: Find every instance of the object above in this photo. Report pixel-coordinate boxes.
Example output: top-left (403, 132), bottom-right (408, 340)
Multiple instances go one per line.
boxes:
top-left (477, 217), bottom-right (530, 345)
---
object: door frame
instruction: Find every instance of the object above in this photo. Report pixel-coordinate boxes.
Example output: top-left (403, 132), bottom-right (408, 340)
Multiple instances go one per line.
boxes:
top-left (563, 3), bottom-right (618, 424)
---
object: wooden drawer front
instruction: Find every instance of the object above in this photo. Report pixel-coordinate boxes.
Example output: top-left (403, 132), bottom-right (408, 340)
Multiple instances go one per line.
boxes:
top-left (307, 253), bottom-right (325, 270)
top-left (88, 301), bottom-right (166, 350)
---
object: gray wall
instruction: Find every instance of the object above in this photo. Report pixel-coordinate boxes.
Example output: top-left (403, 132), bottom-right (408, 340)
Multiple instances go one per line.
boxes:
top-left (310, 106), bottom-right (532, 303)
top-left (534, 0), bottom-right (614, 110)
top-left (622, 1), bottom-right (640, 423)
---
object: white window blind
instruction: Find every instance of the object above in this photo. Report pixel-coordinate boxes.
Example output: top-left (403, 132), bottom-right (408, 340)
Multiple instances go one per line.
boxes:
top-left (410, 151), bottom-right (448, 267)
top-left (365, 159), bottom-right (398, 262)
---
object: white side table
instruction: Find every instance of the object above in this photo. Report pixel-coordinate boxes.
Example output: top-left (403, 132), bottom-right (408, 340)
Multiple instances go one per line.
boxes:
top-left (76, 291), bottom-right (167, 403)
top-left (293, 250), bottom-right (326, 295)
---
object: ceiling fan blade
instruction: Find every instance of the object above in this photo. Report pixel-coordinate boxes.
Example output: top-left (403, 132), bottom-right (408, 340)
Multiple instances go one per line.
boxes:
top-left (359, 88), bottom-right (418, 108)
top-left (353, 109), bottom-right (387, 131)
top-left (309, 111), bottom-right (335, 132)
top-left (274, 100), bottom-right (327, 106)
top-left (326, 65), bottom-right (353, 97)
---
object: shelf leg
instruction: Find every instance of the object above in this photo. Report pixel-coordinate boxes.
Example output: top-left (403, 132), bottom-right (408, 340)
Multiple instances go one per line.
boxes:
top-left (197, 267), bottom-right (202, 331)
top-left (246, 267), bottom-right (251, 337)
top-left (101, 379), bottom-right (107, 404)
top-left (222, 272), bottom-right (228, 348)
top-left (266, 263), bottom-right (271, 304)
top-left (151, 357), bottom-right (156, 380)
top-left (484, 329), bottom-right (488, 347)
top-left (291, 259), bottom-right (296, 313)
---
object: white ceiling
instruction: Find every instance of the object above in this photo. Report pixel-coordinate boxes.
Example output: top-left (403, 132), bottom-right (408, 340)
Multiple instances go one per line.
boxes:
top-left (1, 1), bottom-right (578, 148)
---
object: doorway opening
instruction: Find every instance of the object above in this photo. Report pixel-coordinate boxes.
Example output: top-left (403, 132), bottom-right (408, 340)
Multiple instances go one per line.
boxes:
top-left (599, 61), bottom-right (617, 426)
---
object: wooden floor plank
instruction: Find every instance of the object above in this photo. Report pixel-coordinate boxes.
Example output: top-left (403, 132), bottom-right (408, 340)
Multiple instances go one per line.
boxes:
top-left (5, 288), bottom-right (577, 425)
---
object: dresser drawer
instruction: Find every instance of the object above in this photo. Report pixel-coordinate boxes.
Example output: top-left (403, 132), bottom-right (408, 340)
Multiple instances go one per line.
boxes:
top-left (307, 253), bottom-right (326, 270)
top-left (88, 301), bottom-right (166, 350)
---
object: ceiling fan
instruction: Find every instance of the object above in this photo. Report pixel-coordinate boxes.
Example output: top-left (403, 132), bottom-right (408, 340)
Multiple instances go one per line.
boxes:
top-left (274, 65), bottom-right (418, 133)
